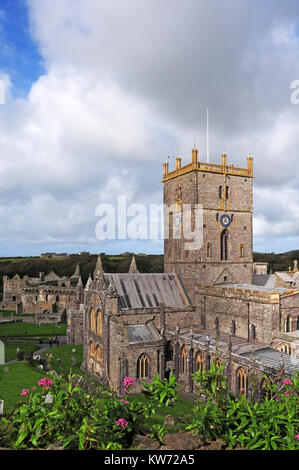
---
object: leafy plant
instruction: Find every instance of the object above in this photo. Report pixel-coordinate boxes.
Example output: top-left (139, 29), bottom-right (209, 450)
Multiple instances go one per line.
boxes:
top-left (142, 373), bottom-right (178, 409)
top-left (187, 366), bottom-right (299, 450)
top-left (150, 423), bottom-right (166, 443)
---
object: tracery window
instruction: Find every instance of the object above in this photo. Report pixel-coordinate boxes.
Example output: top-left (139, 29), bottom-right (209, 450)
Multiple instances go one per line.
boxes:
top-left (90, 308), bottom-right (96, 333)
top-left (194, 351), bottom-right (204, 372)
top-left (237, 368), bottom-right (248, 395)
top-left (181, 346), bottom-right (188, 374)
top-left (261, 377), bottom-right (273, 400)
top-left (137, 353), bottom-right (149, 379)
top-left (97, 311), bottom-right (103, 336)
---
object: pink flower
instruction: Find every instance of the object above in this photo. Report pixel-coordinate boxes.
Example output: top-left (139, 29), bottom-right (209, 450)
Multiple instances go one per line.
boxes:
top-left (38, 377), bottom-right (53, 390)
top-left (115, 418), bottom-right (129, 430)
top-left (294, 435), bottom-right (299, 441)
top-left (121, 398), bottom-right (129, 405)
top-left (123, 377), bottom-right (134, 393)
top-left (283, 379), bottom-right (292, 386)
top-left (20, 389), bottom-right (29, 396)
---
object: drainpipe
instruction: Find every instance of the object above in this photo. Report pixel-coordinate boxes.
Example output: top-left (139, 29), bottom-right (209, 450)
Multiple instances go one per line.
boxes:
top-left (247, 302), bottom-right (250, 342)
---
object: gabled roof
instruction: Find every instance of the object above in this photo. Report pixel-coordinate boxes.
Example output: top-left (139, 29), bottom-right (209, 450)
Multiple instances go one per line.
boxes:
top-left (44, 271), bottom-right (61, 281)
top-left (126, 324), bottom-right (161, 343)
top-left (104, 272), bottom-right (192, 309)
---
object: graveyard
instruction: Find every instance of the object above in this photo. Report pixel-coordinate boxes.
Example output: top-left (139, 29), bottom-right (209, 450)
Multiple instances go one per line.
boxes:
top-left (0, 314), bottom-right (71, 414)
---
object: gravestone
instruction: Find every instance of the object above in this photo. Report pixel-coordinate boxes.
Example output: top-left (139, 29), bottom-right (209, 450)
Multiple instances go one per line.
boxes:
top-left (0, 340), bottom-right (4, 365)
top-left (0, 400), bottom-right (4, 416)
top-left (70, 356), bottom-right (76, 366)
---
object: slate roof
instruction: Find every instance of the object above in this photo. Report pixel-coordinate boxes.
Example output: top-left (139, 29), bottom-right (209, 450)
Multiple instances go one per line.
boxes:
top-left (252, 274), bottom-right (271, 286)
top-left (126, 324), bottom-right (161, 343)
top-left (252, 274), bottom-right (276, 288)
top-left (241, 348), bottom-right (299, 376)
top-left (104, 273), bottom-right (192, 309)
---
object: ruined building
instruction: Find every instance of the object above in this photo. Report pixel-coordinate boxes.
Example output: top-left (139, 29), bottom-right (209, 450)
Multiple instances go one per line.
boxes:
top-left (2, 265), bottom-right (83, 318)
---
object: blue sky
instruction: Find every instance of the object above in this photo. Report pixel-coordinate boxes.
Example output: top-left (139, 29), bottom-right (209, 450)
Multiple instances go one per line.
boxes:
top-left (0, 0), bottom-right (44, 98)
top-left (0, 0), bottom-right (298, 257)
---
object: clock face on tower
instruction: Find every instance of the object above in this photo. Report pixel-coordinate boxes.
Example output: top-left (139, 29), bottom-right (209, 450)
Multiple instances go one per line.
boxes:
top-left (220, 214), bottom-right (231, 228)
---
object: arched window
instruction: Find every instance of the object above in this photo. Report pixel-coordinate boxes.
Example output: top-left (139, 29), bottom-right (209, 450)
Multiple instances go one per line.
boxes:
top-left (231, 320), bottom-right (236, 335)
top-left (96, 345), bottom-right (103, 363)
top-left (240, 244), bottom-right (245, 259)
top-left (214, 316), bottom-right (220, 331)
top-left (165, 341), bottom-right (174, 361)
top-left (226, 186), bottom-right (229, 199)
top-left (215, 357), bottom-right (223, 369)
top-left (261, 377), bottom-right (273, 401)
top-left (56, 295), bottom-right (59, 302)
top-left (97, 311), bottom-right (103, 336)
top-left (237, 368), bottom-right (248, 395)
top-left (194, 351), bottom-right (204, 372)
top-left (181, 346), bottom-right (188, 374)
top-left (251, 324), bottom-right (256, 341)
top-left (207, 243), bottom-right (212, 258)
top-left (297, 316), bottom-right (299, 330)
top-left (219, 186), bottom-right (223, 199)
top-left (220, 229), bottom-right (228, 261)
top-left (89, 342), bottom-right (95, 357)
top-left (286, 316), bottom-right (290, 333)
top-left (137, 353), bottom-right (149, 379)
top-left (90, 309), bottom-right (96, 333)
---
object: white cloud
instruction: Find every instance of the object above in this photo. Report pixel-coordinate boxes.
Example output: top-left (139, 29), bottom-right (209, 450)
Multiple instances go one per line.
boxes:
top-left (0, 0), bottom-right (298, 254)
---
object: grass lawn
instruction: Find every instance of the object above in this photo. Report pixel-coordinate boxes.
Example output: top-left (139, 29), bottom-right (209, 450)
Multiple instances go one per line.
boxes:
top-left (0, 322), bottom-right (67, 338)
top-left (131, 392), bottom-right (195, 430)
top-left (4, 343), bottom-right (40, 362)
top-left (0, 362), bottom-right (48, 414)
top-left (42, 344), bottom-right (85, 376)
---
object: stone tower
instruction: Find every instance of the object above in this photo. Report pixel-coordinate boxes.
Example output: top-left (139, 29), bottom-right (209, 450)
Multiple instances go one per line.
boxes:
top-left (163, 146), bottom-right (254, 300)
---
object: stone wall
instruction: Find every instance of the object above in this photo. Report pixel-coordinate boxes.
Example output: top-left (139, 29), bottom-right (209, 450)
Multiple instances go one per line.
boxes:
top-left (196, 285), bottom-right (280, 344)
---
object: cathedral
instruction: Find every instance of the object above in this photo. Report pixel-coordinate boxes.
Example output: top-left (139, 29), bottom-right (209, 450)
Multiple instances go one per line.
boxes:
top-left (3, 146), bottom-right (299, 397)
top-left (79, 147), bottom-right (299, 397)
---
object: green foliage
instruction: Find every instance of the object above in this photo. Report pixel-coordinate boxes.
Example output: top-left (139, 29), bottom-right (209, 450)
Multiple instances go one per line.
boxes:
top-left (187, 366), bottom-right (299, 450)
top-left (150, 423), bottom-right (166, 443)
top-left (142, 374), bottom-right (179, 409)
top-left (0, 373), bottom-right (164, 450)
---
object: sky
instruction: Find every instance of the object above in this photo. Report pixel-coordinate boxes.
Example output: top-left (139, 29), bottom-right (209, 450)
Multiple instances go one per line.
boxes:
top-left (0, 0), bottom-right (299, 257)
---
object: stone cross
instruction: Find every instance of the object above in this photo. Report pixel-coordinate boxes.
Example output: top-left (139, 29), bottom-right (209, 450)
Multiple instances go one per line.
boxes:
top-left (0, 340), bottom-right (4, 365)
